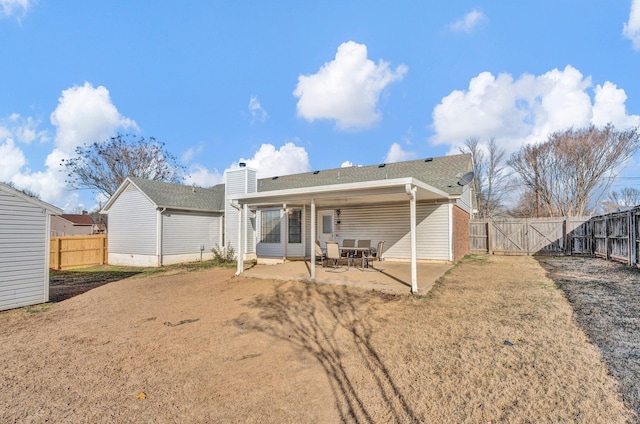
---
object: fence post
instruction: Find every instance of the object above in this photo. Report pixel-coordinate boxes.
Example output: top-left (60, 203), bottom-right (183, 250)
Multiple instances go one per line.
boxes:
top-left (487, 221), bottom-right (493, 254)
top-left (629, 210), bottom-right (636, 266)
top-left (56, 237), bottom-right (62, 270)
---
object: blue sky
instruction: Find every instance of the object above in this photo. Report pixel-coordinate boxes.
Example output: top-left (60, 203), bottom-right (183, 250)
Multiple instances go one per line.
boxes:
top-left (1, 0), bottom-right (639, 211)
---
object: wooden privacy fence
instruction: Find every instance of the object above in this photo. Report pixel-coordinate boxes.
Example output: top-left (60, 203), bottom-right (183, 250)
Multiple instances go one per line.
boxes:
top-left (470, 217), bottom-right (590, 256)
top-left (471, 209), bottom-right (640, 265)
top-left (50, 234), bottom-right (107, 270)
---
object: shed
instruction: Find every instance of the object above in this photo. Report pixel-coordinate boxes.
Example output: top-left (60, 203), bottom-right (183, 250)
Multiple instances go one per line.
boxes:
top-left (101, 177), bottom-right (226, 266)
top-left (0, 182), bottom-right (63, 311)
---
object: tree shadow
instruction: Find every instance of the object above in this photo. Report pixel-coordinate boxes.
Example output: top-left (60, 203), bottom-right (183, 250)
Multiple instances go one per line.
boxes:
top-left (234, 282), bottom-right (421, 423)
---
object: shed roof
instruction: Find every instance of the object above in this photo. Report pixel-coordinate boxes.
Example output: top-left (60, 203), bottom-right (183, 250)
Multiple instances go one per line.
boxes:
top-left (0, 182), bottom-right (63, 214)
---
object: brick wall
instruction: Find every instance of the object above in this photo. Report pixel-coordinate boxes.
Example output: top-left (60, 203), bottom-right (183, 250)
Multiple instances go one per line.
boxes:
top-left (453, 205), bottom-right (470, 261)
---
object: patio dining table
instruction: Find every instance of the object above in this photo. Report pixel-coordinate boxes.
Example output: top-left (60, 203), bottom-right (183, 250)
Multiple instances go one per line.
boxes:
top-left (338, 246), bottom-right (372, 270)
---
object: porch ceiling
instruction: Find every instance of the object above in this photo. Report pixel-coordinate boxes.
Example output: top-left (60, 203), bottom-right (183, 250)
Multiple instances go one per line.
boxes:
top-left (231, 177), bottom-right (454, 208)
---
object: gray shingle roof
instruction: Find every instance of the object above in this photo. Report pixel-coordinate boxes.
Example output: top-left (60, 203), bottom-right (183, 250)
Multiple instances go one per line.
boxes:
top-left (256, 153), bottom-right (472, 196)
top-left (123, 154), bottom-right (471, 212)
top-left (128, 177), bottom-right (225, 212)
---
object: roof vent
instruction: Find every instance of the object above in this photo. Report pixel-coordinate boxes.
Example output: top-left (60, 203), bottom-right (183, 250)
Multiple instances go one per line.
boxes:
top-left (272, 176), bottom-right (279, 180)
top-left (313, 170), bottom-right (320, 174)
top-left (425, 157), bottom-right (433, 162)
top-left (239, 162), bottom-right (246, 168)
top-left (378, 163), bottom-right (386, 168)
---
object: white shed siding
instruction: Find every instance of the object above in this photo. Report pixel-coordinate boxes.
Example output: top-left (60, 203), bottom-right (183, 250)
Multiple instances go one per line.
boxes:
top-left (0, 190), bottom-right (49, 311)
top-left (162, 210), bottom-right (222, 255)
top-left (332, 202), bottom-right (450, 261)
top-left (108, 184), bottom-right (157, 255)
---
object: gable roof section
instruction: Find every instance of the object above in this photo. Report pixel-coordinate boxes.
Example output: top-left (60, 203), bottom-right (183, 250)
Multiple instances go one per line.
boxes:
top-left (59, 214), bottom-right (95, 226)
top-left (256, 154), bottom-right (471, 196)
top-left (0, 182), bottom-right (63, 214)
top-left (102, 177), bottom-right (225, 213)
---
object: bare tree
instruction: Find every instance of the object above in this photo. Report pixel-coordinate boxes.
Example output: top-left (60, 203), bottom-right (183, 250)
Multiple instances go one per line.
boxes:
top-left (62, 134), bottom-right (185, 198)
top-left (460, 137), bottom-right (509, 218)
top-left (509, 124), bottom-right (640, 217)
top-left (602, 187), bottom-right (640, 212)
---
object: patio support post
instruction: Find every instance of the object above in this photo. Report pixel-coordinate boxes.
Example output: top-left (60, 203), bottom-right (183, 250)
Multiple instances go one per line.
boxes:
top-left (230, 202), bottom-right (244, 275)
top-left (407, 184), bottom-right (418, 293)
top-left (310, 198), bottom-right (316, 279)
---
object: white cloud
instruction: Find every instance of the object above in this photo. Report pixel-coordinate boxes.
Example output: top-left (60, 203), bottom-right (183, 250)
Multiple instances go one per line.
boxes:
top-left (0, 0), bottom-right (33, 20)
top-left (181, 145), bottom-right (203, 163)
top-left (183, 164), bottom-right (223, 188)
top-left (0, 138), bottom-right (26, 181)
top-left (1, 113), bottom-right (47, 144)
top-left (294, 41), bottom-right (408, 130)
top-left (1, 82), bottom-right (137, 210)
top-left (431, 65), bottom-right (640, 154)
top-left (231, 142), bottom-right (311, 178)
top-left (385, 142), bottom-right (417, 163)
top-left (623, 0), bottom-right (640, 50)
top-left (50, 82), bottom-right (137, 155)
top-left (248, 96), bottom-right (268, 124)
top-left (449, 9), bottom-right (486, 33)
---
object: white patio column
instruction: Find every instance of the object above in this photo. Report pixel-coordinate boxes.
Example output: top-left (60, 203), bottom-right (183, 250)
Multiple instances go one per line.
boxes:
top-left (310, 198), bottom-right (316, 279)
top-left (235, 203), bottom-right (244, 275)
top-left (407, 185), bottom-right (418, 293)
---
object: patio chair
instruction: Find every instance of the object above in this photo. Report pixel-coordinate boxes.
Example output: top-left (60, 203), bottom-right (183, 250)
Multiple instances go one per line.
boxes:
top-left (315, 240), bottom-right (327, 267)
top-left (326, 241), bottom-right (346, 269)
top-left (353, 239), bottom-right (371, 266)
top-left (341, 239), bottom-right (355, 257)
top-left (364, 241), bottom-right (385, 269)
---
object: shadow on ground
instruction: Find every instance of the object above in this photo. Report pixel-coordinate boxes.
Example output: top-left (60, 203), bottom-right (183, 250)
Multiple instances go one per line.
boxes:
top-left (537, 256), bottom-right (640, 421)
top-left (235, 282), bottom-right (421, 423)
top-left (49, 270), bottom-right (142, 302)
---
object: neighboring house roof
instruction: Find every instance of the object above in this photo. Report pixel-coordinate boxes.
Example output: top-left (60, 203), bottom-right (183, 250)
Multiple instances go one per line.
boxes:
top-left (102, 177), bottom-right (226, 213)
top-left (256, 154), bottom-right (472, 196)
top-left (59, 214), bottom-right (95, 226)
top-left (0, 182), bottom-right (63, 215)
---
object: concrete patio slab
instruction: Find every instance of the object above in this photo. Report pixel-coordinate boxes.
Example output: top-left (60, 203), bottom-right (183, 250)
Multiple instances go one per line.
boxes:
top-left (239, 260), bottom-right (454, 295)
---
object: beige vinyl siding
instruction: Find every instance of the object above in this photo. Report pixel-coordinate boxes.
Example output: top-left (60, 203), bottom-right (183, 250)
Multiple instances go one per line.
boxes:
top-left (333, 202), bottom-right (450, 261)
top-left (108, 184), bottom-right (157, 255)
top-left (0, 190), bottom-right (48, 311)
top-left (162, 210), bottom-right (222, 255)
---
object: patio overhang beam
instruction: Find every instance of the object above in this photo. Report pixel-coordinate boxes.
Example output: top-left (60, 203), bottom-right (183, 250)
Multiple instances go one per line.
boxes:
top-left (231, 177), bottom-right (452, 207)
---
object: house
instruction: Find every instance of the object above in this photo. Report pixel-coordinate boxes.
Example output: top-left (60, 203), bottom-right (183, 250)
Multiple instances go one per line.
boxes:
top-left (0, 182), bottom-right (63, 311)
top-left (100, 177), bottom-right (225, 266)
top-left (102, 154), bottom-right (473, 291)
top-left (50, 213), bottom-right (96, 236)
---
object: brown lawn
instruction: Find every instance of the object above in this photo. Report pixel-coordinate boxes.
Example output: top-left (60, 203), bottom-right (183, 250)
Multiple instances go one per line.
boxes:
top-left (0, 255), bottom-right (635, 423)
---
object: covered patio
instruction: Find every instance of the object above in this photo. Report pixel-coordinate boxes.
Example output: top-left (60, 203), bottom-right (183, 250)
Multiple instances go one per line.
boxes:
top-left (239, 260), bottom-right (453, 295)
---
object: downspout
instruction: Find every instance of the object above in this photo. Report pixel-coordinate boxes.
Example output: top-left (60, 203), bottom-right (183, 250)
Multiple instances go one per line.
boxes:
top-left (406, 184), bottom-right (418, 294)
top-left (229, 202), bottom-right (243, 275)
top-left (157, 208), bottom-right (166, 266)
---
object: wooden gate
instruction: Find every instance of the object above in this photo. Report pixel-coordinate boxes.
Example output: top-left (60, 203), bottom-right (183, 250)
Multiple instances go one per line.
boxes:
top-left (471, 217), bottom-right (589, 256)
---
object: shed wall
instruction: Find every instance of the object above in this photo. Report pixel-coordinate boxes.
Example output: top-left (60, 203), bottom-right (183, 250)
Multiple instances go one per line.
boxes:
top-left (0, 190), bottom-right (49, 310)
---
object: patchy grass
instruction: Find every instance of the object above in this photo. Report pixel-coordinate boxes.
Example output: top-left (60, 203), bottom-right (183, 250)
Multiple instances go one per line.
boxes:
top-left (538, 256), bottom-right (640, 420)
top-left (24, 303), bottom-right (53, 314)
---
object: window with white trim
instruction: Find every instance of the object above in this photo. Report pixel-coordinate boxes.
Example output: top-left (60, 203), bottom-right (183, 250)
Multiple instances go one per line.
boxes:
top-left (261, 210), bottom-right (281, 243)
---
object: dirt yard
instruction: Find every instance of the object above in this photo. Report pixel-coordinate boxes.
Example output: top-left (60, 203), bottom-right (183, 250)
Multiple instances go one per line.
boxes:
top-left (0, 256), bottom-right (636, 423)
top-left (538, 256), bottom-right (640, 420)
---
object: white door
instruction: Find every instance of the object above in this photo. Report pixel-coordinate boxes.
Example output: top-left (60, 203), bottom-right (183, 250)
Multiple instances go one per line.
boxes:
top-left (317, 210), bottom-right (334, 248)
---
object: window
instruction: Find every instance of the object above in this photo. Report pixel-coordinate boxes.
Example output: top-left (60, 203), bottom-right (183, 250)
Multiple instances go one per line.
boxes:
top-left (261, 210), bottom-right (280, 243)
top-left (288, 209), bottom-right (302, 243)
top-left (322, 214), bottom-right (332, 234)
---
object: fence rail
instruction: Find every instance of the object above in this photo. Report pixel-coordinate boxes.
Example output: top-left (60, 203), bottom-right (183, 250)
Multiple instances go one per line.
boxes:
top-left (50, 234), bottom-right (108, 270)
top-left (470, 208), bottom-right (640, 266)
